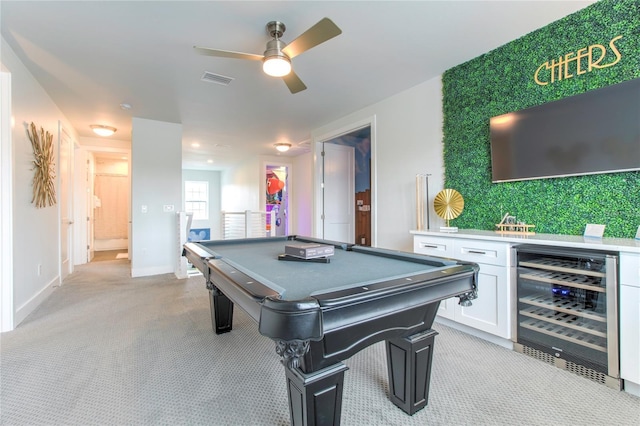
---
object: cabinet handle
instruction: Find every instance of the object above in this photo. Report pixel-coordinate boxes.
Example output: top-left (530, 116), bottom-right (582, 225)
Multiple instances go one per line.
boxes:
top-left (421, 244), bottom-right (439, 249)
top-left (468, 250), bottom-right (487, 255)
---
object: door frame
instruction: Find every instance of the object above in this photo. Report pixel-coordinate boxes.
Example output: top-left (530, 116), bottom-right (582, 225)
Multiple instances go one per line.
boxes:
top-left (261, 159), bottom-right (293, 236)
top-left (1, 69), bottom-right (14, 331)
top-left (58, 124), bottom-right (74, 282)
top-left (312, 115), bottom-right (377, 246)
top-left (74, 145), bottom-right (131, 265)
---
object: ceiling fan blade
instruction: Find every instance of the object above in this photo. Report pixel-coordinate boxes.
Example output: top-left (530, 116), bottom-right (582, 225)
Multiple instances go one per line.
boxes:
top-left (281, 18), bottom-right (342, 59)
top-left (282, 70), bottom-right (307, 94)
top-left (193, 46), bottom-right (264, 61)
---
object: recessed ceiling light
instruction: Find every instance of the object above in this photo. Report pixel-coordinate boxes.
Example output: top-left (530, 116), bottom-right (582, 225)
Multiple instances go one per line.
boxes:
top-left (90, 125), bottom-right (117, 137)
top-left (191, 142), bottom-right (200, 148)
top-left (207, 159), bottom-right (214, 164)
top-left (120, 103), bottom-right (132, 110)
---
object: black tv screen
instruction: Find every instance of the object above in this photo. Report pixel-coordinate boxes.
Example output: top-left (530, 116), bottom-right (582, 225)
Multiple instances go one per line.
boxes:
top-left (490, 78), bottom-right (640, 183)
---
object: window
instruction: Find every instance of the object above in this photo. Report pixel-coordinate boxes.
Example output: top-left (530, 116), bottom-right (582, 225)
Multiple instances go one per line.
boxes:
top-left (185, 181), bottom-right (209, 220)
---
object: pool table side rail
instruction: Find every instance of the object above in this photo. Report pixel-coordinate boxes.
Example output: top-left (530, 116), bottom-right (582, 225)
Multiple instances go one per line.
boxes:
top-left (311, 264), bottom-right (477, 306)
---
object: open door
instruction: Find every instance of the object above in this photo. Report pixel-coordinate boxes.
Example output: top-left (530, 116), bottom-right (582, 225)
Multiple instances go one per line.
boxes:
top-left (320, 143), bottom-right (355, 243)
top-left (314, 122), bottom-right (373, 245)
top-left (265, 165), bottom-right (289, 236)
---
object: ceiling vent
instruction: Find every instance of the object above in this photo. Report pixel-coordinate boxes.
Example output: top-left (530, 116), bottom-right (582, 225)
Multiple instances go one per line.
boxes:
top-left (201, 71), bottom-right (234, 86)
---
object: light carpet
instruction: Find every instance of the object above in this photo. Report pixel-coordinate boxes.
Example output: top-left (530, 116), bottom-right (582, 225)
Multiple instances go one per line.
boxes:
top-left (1, 260), bottom-right (638, 425)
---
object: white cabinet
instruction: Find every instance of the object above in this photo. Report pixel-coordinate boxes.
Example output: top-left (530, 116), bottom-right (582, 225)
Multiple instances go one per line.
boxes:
top-left (619, 253), bottom-right (640, 392)
top-left (413, 235), bottom-right (511, 338)
top-left (414, 236), bottom-right (456, 319)
top-left (455, 262), bottom-right (509, 338)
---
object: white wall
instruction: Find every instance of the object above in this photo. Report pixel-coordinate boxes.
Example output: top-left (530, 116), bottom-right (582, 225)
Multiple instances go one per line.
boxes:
top-left (130, 118), bottom-right (182, 277)
top-left (221, 157), bottom-right (260, 212)
top-left (220, 154), bottom-right (291, 213)
top-left (292, 151), bottom-right (313, 237)
top-left (309, 77), bottom-right (445, 252)
top-left (1, 37), bottom-right (80, 327)
top-left (182, 169), bottom-right (222, 240)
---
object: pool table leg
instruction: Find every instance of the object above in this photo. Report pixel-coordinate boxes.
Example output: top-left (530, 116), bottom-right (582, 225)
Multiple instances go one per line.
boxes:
top-left (208, 286), bottom-right (234, 334)
top-left (385, 329), bottom-right (439, 415)
top-left (285, 363), bottom-right (349, 426)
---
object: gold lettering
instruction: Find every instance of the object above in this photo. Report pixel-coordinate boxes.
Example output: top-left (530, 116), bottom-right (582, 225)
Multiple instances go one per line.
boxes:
top-left (589, 44), bottom-right (607, 70)
top-left (604, 35), bottom-right (623, 68)
top-left (550, 58), bottom-right (563, 83)
top-left (575, 48), bottom-right (588, 75)
top-left (533, 35), bottom-right (623, 86)
top-left (564, 52), bottom-right (576, 79)
top-left (534, 63), bottom-right (549, 86)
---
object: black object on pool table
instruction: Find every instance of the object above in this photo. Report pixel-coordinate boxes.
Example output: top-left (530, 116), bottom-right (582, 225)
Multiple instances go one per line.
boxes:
top-left (278, 253), bottom-right (331, 263)
top-left (284, 242), bottom-right (335, 259)
top-left (182, 235), bottom-right (479, 426)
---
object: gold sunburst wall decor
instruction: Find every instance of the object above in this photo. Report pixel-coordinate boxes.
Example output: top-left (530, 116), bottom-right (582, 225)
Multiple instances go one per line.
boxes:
top-left (433, 188), bottom-right (464, 232)
top-left (26, 122), bottom-right (57, 208)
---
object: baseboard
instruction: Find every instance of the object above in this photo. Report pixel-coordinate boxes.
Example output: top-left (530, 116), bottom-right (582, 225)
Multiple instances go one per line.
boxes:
top-left (131, 265), bottom-right (173, 278)
top-left (95, 239), bottom-right (128, 251)
top-left (434, 316), bottom-right (514, 350)
top-left (14, 276), bottom-right (58, 326)
top-left (623, 380), bottom-right (640, 397)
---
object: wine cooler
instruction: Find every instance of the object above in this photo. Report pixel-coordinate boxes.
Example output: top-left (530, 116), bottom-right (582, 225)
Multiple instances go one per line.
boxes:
top-left (512, 244), bottom-right (620, 389)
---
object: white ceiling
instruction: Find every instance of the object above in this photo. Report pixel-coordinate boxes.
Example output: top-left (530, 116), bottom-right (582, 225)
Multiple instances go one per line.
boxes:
top-left (1, 0), bottom-right (595, 170)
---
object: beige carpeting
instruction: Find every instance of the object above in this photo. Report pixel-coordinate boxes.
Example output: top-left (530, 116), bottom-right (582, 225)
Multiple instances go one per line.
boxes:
top-left (1, 259), bottom-right (638, 425)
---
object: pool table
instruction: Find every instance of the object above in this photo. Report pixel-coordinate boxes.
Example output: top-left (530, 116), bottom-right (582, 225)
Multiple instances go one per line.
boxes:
top-left (183, 235), bottom-right (478, 425)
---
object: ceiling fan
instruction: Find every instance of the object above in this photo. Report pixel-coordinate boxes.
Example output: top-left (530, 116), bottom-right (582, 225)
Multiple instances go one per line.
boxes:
top-left (194, 17), bottom-right (342, 94)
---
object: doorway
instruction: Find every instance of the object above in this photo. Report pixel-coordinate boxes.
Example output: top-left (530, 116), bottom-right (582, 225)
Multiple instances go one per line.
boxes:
top-left (91, 153), bottom-right (130, 258)
top-left (265, 164), bottom-right (289, 236)
top-left (313, 119), bottom-right (374, 246)
top-left (262, 161), bottom-right (292, 237)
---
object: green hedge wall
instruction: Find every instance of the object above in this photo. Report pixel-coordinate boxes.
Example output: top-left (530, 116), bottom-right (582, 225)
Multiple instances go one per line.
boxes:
top-left (442, 0), bottom-right (639, 238)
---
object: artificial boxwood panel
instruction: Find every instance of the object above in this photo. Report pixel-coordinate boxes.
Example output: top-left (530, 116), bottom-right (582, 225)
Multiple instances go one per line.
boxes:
top-left (442, 0), bottom-right (639, 238)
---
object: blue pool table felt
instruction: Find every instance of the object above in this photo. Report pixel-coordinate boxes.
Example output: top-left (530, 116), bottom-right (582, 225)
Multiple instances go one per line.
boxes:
top-left (202, 239), bottom-right (452, 301)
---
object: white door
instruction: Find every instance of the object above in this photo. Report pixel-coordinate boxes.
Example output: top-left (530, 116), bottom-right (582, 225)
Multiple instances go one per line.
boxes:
top-left (321, 143), bottom-right (355, 243)
top-left (59, 126), bottom-right (73, 281)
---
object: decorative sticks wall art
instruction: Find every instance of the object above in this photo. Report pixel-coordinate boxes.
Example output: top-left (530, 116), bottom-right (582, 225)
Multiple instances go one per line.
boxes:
top-left (26, 122), bottom-right (56, 208)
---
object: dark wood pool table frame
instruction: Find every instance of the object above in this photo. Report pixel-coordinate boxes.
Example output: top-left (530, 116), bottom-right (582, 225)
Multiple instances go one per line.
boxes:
top-left (183, 236), bottom-right (478, 426)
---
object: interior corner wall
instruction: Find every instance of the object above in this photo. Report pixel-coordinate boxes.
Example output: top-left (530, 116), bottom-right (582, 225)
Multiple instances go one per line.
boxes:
top-left (131, 117), bottom-right (182, 277)
top-left (220, 157), bottom-right (261, 212)
top-left (2, 36), bottom-right (80, 326)
top-left (182, 169), bottom-right (222, 240)
top-left (292, 152), bottom-right (313, 237)
top-left (311, 76), bottom-right (445, 252)
top-left (443, 0), bottom-right (640, 238)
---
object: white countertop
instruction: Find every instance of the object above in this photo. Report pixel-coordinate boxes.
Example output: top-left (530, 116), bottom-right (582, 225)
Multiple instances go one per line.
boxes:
top-left (410, 229), bottom-right (640, 254)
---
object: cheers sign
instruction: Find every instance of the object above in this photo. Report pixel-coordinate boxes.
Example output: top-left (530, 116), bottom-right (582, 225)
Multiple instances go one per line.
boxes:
top-left (534, 36), bottom-right (622, 86)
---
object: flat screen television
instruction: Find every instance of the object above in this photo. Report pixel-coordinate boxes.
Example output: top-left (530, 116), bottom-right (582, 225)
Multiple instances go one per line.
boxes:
top-left (489, 78), bottom-right (640, 183)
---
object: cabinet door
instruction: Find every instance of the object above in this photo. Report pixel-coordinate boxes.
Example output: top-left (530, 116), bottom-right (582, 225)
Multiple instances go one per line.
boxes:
top-left (437, 297), bottom-right (456, 320)
top-left (454, 263), bottom-right (510, 338)
top-left (620, 285), bottom-right (640, 384)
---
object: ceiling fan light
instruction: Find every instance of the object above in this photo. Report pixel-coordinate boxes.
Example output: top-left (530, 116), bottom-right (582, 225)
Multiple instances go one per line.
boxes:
top-left (274, 143), bottom-right (291, 152)
top-left (263, 56), bottom-right (291, 77)
top-left (90, 125), bottom-right (117, 137)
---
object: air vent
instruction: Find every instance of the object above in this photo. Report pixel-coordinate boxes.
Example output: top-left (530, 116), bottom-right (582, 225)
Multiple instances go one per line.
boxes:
top-left (201, 71), bottom-right (234, 86)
